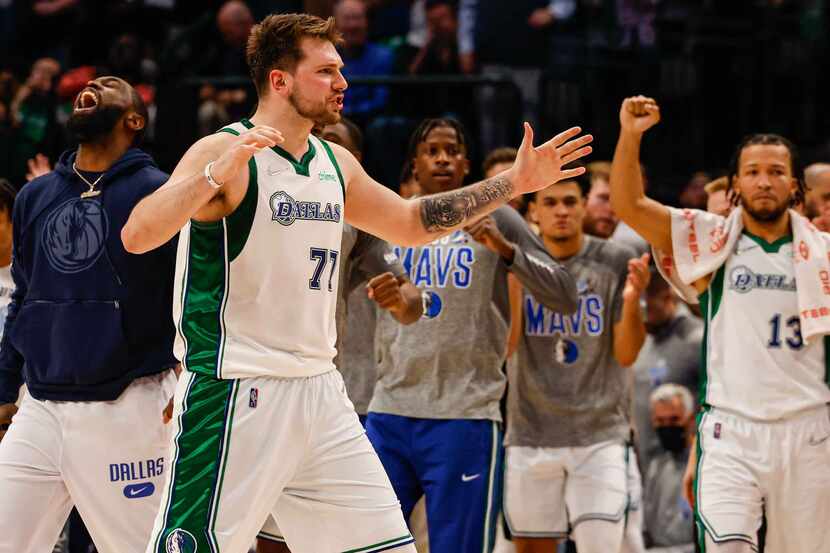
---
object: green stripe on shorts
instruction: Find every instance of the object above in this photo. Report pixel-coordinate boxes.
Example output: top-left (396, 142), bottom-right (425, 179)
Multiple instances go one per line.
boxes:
top-left (155, 374), bottom-right (239, 553)
top-left (342, 534), bottom-right (414, 553)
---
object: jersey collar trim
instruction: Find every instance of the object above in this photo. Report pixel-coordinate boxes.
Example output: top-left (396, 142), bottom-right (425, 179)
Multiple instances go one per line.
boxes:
top-left (741, 230), bottom-right (793, 253)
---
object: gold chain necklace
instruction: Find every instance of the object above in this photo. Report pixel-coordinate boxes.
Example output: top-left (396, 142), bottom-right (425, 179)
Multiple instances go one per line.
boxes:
top-left (73, 162), bottom-right (103, 198)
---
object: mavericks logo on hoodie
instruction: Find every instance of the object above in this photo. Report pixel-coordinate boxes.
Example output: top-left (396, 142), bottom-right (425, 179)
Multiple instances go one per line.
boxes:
top-left (42, 198), bottom-right (109, 274)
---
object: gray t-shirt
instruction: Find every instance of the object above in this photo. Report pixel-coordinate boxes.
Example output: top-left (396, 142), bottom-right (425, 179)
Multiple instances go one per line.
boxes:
top-left (506, 235), bottom-right (635, 448)
top-left (336, 224), bottom-right (405, 414)
top-left (632, 315), bottom-right (702, 472)
top-left (370, 206), bottom-right (576, 421)
top-left (643, 449), bottom-right (696, 548)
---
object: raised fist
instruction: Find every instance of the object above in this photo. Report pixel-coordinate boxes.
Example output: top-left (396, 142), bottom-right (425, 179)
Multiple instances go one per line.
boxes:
top-left (620, 96), bottom-right (661, 135)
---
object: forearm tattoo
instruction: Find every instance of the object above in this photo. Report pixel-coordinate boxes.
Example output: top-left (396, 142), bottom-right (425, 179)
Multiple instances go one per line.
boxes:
top-left (419, 176), bottom-right (514, 232)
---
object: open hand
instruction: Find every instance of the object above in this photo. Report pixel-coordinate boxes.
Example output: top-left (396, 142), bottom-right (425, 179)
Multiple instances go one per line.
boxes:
top-left (623, 253), bottom-right (651, 303)
top-left (510, 123), bottom-right (593, 195)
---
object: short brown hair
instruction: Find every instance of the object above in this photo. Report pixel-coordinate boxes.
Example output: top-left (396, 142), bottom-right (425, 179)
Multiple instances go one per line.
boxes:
top-left (246, 13), bottom-right (342, 96)
top-left (482, 147), bottom-right (517, 175)
top-left (704, 176), bottom-right (729, 196)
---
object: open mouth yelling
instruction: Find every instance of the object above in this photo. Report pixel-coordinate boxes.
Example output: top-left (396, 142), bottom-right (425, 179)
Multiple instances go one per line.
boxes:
top-left (74, 89), bottom-right (99, 113)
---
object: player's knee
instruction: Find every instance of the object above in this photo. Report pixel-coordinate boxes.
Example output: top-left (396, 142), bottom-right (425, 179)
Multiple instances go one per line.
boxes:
top-left (571, 518), bottom-right (624, 553)
top-left (513, 536), bottom-right (559, 553)
top-left (704, 535), bottom-right (755, 553)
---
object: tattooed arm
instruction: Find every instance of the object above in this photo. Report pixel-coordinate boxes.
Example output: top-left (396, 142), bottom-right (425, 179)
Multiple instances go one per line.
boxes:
top-left (340, 124), bottom-right (593, 246)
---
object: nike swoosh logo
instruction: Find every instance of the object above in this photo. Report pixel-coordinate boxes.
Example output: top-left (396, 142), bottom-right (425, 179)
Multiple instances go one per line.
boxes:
top-left (461, 473), bottom-right (481, 482)
top-left (267, 166), bottom-right (286, 176)
top-left (129, 486), bottom-right (151, 496)
top-left (809, 435), bottom-right (829, 446)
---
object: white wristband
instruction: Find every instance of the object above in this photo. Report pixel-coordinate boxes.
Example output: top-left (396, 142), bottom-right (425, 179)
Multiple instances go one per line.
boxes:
top-left (204, 161), bottom-right (223, 189)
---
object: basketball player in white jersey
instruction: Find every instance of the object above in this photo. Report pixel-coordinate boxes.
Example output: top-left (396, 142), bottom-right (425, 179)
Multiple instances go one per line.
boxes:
top-left (122, 13), bottom-right (592, 553)
top-left (609, 95), bottom-right (830, 553)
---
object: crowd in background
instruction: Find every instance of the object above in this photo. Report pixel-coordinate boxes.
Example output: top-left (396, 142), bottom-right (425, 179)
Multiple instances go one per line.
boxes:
top-left (2, 1), bottom-right (830, 553)
top-left (1, 0), bottom-right (830, 196)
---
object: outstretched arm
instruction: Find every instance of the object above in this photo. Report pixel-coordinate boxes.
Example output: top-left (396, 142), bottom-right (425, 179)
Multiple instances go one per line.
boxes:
top-left (342, 123), bottom-right (593, 246)
top-left (610, 97), bottom-right (673, 254)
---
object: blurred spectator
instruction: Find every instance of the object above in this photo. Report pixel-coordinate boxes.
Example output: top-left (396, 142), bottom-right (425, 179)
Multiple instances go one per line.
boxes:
top-left (335, 0), bottom-right (394, 124)
top-left (14, 0), bottom-right (80, 66)
top-left (678, 171), bottom-right (711, 210)
top-left (805, 162), bottom-right (830, 231)
top-left (387, 0), bottom-right (476, 154)
top-left (704, 176), bottom-right (731, 218)
top-left (402, 0), bottom-right (461, 75)
top-left (0, 70), bottom-right (17, 180)
top-left (160, 1), bottom-right (253, 136)
top-left (632, 270), bottom-right (702, 475)
top-left (8, 58), bottom-right (62, 184)
top-left (641, 383), bottom-right (696, 553)
top-left (161, 0), bottom-right (252, 77)
top-left (398, 160), bottom-right (421, 198)
top-left (467, 0), bottom-right (576, 152)
top-left (482, 147), bottom-right (516, 179)
top-left (616, 0), bottom-right (660, 50)
top-left (583, 161), bottom-right (618, 238)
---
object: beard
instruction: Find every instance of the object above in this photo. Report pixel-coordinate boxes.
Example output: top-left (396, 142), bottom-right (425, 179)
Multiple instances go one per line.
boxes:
top-left (582, 215), bottom-right (616, 239)
top-left (741, 192), bottom-right (790, 222)
top-left (289, 89), bottom-right (340, 126)
top-left (67, 105), bottom-right (126, 143)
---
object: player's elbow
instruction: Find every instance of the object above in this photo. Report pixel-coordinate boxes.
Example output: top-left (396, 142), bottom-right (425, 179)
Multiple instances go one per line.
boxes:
top-left (121, 220), bottom-right (152, 254)
top-left (556, 276), bottom-right (579, 315)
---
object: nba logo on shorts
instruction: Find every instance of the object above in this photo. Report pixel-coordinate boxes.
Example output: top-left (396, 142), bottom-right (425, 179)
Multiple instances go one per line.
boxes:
top-left (714, 422), bottom-right (722, 439)
top-left (249, 388), bottom-right (258, 408)
top-left (165, 529), bottom-right (197, 553)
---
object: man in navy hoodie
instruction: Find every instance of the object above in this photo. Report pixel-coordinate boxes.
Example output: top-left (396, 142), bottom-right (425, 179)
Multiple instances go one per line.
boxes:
top-left (0, 76), bottom-right (178, 553)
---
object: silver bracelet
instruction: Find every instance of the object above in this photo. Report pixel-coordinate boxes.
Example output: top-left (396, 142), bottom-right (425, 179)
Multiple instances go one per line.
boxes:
top-left (204, 161), bottom-right (223, 189)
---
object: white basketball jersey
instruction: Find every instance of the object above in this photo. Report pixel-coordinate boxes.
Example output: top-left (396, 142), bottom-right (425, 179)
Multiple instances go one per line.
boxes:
top-left (701, 232), bottom-right (830, 420)
top-left (173, 120), bottom-right (346, 379)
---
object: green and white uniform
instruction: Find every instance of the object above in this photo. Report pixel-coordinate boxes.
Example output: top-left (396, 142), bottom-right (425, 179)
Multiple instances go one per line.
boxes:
top-left (148, 120), bottom-right (412, 553)
top-left (695, 232), bottom-right (830, 552)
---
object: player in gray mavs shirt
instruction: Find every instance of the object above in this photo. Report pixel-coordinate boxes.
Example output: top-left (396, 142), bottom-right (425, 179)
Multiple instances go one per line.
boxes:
top-left (366, 119), bottom-right (578, 553)
top-left (321, 120), bottom-right (423, 420)
top-left (336, 223), bottom-right (423, 417)
top-left (504, 174), bottom-right (650, 553)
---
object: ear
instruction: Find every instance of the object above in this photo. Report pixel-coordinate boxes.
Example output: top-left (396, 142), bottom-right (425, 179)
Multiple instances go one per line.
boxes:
top-left (412, 162), bottom-right (420, 183)
top-left (125, 112), bottom-right (145, 133)
top-left (268, 69), bottom-right (291, 94)
top-left (462, 157), bottom-right (470, 176)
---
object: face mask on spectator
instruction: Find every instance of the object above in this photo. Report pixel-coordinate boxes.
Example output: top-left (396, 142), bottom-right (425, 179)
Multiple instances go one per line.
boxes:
top-left (655, 425), bottom-right (686, 453)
